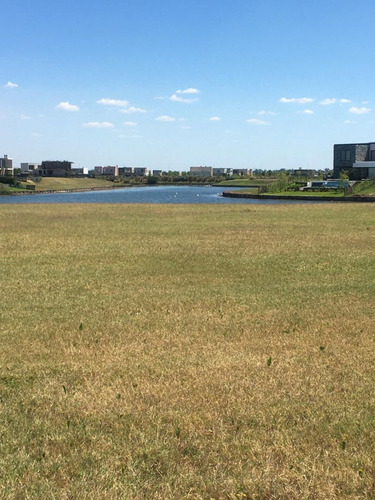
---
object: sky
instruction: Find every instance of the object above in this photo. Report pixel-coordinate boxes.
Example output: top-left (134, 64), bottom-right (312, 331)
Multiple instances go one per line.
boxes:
top-left (1, 0), bottom-right (375, 170)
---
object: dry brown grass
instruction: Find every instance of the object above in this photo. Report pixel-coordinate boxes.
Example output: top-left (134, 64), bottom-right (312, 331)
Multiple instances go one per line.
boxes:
top-left (0, 203), bottom-right (374, 498)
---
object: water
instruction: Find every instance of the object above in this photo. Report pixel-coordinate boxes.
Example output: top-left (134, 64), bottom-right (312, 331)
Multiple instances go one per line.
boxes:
top-left (0, 185), bottom-right (318, 204)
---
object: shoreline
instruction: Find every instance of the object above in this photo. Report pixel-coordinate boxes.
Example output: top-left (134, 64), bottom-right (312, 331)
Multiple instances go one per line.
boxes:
top-left (1, 183), bottom-right (214, 196)
top-left (222, 190), bottom-right (375, 203)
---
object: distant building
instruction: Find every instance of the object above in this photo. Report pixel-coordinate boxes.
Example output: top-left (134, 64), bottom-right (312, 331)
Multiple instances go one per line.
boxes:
top-left (152, 170), bottom-right (163, 177)
top-left (132, 167), bottom-right (150, 176)
top-left (40, 160), bottom-right (72, 177)
top-left (232, 168), bottom-right (252, 176)
top-left (333, 142), bottom-right (375, 180)
top-left (20, 162), bottom-right (41, 174)
top-left (213, 168), bottom-right (233, 176)
top-left (0, 155), bottom-right (13, 176)
top-left (118, 167), bottom-right (133, 176)
top-left (190, 166), bottom-right (213, 177)
top-left (94, 166), bottom-right (119, 176)
top-left (71, 167), bottom-right (88, 175)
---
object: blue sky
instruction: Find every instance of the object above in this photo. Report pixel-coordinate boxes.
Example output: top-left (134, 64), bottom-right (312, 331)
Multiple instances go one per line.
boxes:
top-left (1, 0), bottom-right (375, 170)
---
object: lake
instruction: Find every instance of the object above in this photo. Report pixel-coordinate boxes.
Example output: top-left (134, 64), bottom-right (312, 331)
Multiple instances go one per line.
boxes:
top-left (0, 185), bottom-right (318, 204)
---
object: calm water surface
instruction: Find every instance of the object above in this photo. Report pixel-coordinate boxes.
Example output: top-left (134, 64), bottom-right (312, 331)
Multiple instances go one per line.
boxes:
top-left (0, 185), bottom-right (318, 204)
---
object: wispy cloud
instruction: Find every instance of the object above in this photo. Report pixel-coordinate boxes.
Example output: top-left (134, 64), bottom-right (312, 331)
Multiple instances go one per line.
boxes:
top-left (349, 106), bottom-right (371, 114)
top-left (209, 116), bottom-right (221, 121)
top-left (82, 121), bottom-right (114, 128)
top-left (257, 110), bottom-right (276, 115)
top-left (280, 97), bottom-right (314, 104)
top-left (20, 114), bottom-right (31, 120)
top-left (303, 109), bottom-right (314, 114)
top-left (344, 120), bottom-right (357, 124)
top-left (320, 98), bottom-right (337, 105)
top-left (155, 115), bottom-right (176, 122)
top-left (5, 81), bottom-right (18, 88)
top-left (176, 88), bottom-right (200, 94)
top-left (246, 118), bottom-right (270, 125)
top-left (170, 94), bottom-right (199, 103)
top-left (123, 121), bottom-right (137, 127)
top-left (56, 101), bottom-right (80, 112)
top-left (340, 98), bottom-right (352, 103)
top-left (32, 133), bottom-right (42, 137)
top-left (96, 98), bottom-right (129, 107)
top-left (119, 106), bottom-right (147, 114)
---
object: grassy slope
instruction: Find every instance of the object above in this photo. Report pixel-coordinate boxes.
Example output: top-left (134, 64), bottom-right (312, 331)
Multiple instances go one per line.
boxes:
top-left (217, 178), bottom-right (275, 187)
top-left (1, 204), bottom-right (374, 498)
top-left (34, 177), bottom-right (115, 191)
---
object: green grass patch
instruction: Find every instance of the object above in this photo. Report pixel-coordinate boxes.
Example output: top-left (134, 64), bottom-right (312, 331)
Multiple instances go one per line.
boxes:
top-left (0, 204), bottom-right (374, 498)
top-left (34, 177), bottom-right (116, 191)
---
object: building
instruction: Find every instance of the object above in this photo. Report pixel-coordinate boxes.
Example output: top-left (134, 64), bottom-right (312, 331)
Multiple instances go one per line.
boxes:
top-left (213, 168), bottom-right (233, 176)
top-left (333, 142), bottom-right (375, 180)
top-left (151, 170), bottom-right (163, 177)
top-left (39, 160), bottom-right (73, 177)
top-left (118, 167), bottom-right (133, 176)
top-left (71, 167), bottom-right (89, 175)
top-left (132, 167), bottom-right (150, 176)
top-left (20, 162), bottom-right (41, 174)
top-left (0, 155), bottom-right (13, 176)
top-left (94, 166), bottom-right (119, 176)
top-left (190, 166), bottom-right (213, 177)
top-left (232, 168), bottom-right (252, 176)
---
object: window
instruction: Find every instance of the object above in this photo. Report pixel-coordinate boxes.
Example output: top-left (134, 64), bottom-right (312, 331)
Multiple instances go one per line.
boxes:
top-left (341, 150), bottom-right (351, 161)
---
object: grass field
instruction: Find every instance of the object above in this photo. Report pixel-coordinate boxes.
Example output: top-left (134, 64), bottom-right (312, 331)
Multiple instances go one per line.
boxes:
top-left (1, 203), bottom-right (374, 498)
top-left (34, 177), bottom-right (116, 191)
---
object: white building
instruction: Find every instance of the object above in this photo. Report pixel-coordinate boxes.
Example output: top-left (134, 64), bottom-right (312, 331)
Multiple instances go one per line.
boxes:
top-left (20, 162), bottom-right (41, 174)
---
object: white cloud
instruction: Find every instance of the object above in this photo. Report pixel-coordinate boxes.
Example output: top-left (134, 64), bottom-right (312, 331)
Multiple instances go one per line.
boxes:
top-left (303, 109), bottom-right (314, 114)
top-left (320, 98), bottom-right (337, 105)
top-left (96, 98), bottom-right (129, 107)
top-left (5, 81), bottom-right (18, 88)
top-left (340, 98), bottom-right (351, 104)
top-left (20, 114), bottom-right (31, 120)
top-left (257, 110), bottom-right (276, 115)
top-left (209, 116), bottom-right (221, 121)
top-left (56, 101), bottom-right (80, 112)
top-left (246, 118), bottom-right (270, 125)
top-left (349, 106), bottom-right (371, 114)
top-left (123, 121), bottom-right (137, 126)
top-left (280, 97), bottom-right (314, 104)
top-left (176, 88), bottom-right (200, 94)
top-left (32, 133), bottom-right (42, 137)
top-left (82, 121), bottom-right (114, 128)
top-left (344, 120), bottom-right (357, 124)
top-left (119, 106), bottom-right (147, 113)
top-left (170, 94), bottom-right (199, 103)
top-left (155, 115), bottom-right (176, 122)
